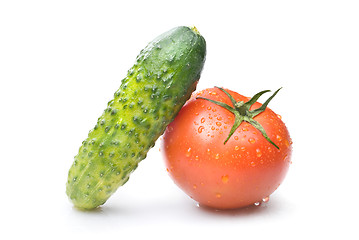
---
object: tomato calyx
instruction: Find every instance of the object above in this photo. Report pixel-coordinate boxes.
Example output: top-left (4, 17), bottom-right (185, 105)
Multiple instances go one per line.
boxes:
top-left (196, 87), bottom-right (281, 149)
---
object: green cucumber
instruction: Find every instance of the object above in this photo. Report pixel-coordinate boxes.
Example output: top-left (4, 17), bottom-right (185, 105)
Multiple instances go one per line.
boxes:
top-left (66, 26), bottom-right (206, 209)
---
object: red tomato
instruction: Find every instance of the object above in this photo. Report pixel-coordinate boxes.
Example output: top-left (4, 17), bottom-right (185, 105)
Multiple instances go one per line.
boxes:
top-left (162, 87), bottom-right (292, 209)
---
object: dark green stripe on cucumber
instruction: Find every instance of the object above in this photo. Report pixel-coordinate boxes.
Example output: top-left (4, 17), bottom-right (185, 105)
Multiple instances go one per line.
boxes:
top-left (66, 26), bottom-right (206, 209)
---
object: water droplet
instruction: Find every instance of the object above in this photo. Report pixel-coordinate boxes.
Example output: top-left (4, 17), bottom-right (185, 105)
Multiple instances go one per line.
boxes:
top-left (215, 153), bottom-right (220, 159)
top-left (198, 126), bottom-right (204, 133)
top-left (211, 126), bottom-right (215, 130)
top-left (249, 138), bottom-right (256, 144)
top-left (195, 155), bottom-right (199, 161)
top-left (277, 114), bottom-right (282, 119)
top-left (221, 175), bottom-right (229, 183)
top-left (201, 118), bottom-right (205, 123)
top-left (207, 106), bottom-right (211, 110)
top-left (276, 135), bottom-right (282, 142)
top-left (251, 161), bottom-right (256, 167)
top-left (216, 122), bottom-right (222, 127)
top-left (241, 146), bottom-right (246, 151)
top-left (242, 127), bottom-right (248, 131)
top-left (254, 201), bottom-right (261, 206)
top-left (262, 196), bottom-right (270, 203)
top-left (256, 149), bottom-right (262, 157)
top-left (186, 148), bottom-right (192, 157)
top-left (234, 146), bottom-right (239, 151)
top-left (234, 136), bottom-right (238, 140)
top-left (216, 193), bottom-right (222, 198)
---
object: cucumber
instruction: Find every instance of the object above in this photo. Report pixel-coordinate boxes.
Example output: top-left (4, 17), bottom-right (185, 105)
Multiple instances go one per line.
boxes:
top-left (66, 26), bottom-right (206, 209)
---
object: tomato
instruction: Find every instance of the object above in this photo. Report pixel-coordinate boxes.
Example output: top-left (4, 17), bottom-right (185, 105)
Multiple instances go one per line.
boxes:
top-left (162, 87), bottom-right (292, 209)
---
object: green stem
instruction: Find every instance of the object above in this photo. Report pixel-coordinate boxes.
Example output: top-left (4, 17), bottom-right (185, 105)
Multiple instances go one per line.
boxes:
top-left (196, 87), bottom-right (281, 149)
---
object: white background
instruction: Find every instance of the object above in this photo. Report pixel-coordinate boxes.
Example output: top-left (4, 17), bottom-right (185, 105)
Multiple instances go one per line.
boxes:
top-left (1, 0), bottom-right (358, 239)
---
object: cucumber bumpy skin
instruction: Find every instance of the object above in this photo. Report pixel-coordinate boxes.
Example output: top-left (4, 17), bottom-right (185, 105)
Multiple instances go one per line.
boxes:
top-left (66, 26), bottom-right (206, 210)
